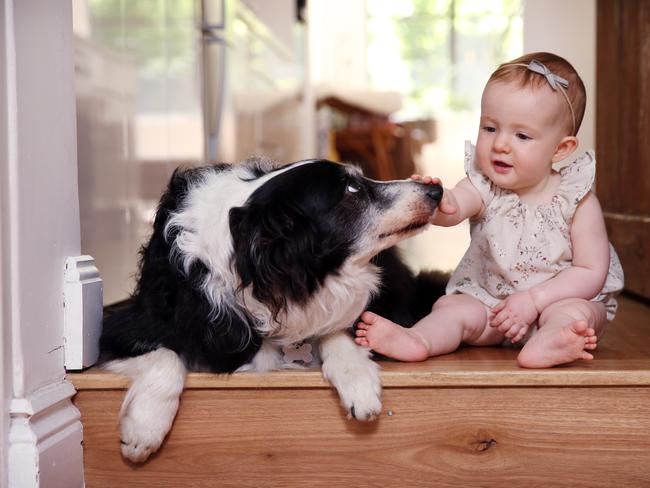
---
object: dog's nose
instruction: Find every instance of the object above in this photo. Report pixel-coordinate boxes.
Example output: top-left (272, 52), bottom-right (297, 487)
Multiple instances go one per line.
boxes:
top-left (426, 184), bottom-right (443, 203)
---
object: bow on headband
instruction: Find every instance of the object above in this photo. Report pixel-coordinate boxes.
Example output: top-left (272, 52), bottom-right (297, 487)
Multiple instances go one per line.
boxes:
top-left (527, 59), bottom-right (569, 91)
top-left (508, 58), bottom-right (576, 134)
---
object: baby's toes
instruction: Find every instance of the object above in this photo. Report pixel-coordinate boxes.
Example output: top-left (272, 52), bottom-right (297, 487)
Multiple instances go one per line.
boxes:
top-left (356, 320), bottom-right (370, 331)
top-left (571, 320), bottom-right (588, 335)
top-left (355, 328), bottom-right (367, 337)
top-left (360, 311), bottom-right (378, 325)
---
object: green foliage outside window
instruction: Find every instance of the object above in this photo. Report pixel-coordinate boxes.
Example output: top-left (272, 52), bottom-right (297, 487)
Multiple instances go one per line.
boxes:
top-left (368, 0), bottom-right (522, 116)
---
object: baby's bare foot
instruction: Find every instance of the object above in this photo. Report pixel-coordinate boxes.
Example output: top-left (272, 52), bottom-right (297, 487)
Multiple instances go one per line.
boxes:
top-left (517, 320), bottom-right (597, 368)
top-left (354, 311), bottom-right (430, 362)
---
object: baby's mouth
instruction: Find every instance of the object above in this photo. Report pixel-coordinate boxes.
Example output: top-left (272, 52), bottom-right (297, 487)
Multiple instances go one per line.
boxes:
top-left (492, 160), bottom-right (513, 173)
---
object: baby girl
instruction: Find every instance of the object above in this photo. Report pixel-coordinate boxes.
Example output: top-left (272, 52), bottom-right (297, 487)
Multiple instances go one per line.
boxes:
top-left (355, 52), bottom-right (624, 368)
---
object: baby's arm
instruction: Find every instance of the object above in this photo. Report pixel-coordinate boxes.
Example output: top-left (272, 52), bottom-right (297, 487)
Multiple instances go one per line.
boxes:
top-left (413, 176), bottom-right (484, 226)
top-left (527, 192), bottom-right (610, 310)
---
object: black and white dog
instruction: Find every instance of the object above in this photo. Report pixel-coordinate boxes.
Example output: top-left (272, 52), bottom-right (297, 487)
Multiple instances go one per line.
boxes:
top-left (101, 157), bottom-right (445, 462)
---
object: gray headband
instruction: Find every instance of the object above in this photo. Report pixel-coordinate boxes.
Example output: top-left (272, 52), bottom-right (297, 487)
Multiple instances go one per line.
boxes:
top-left (509, 59), bottom-right (576, 134)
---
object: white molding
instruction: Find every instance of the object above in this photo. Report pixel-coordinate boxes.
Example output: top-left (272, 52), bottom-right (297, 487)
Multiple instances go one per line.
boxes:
top-left (1, 0), bottom-right (10, 480)
top-left (8, 381), bottom-right (83, 488)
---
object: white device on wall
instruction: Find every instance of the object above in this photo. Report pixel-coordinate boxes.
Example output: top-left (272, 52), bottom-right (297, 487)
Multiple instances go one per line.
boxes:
top-left (63, 255), bottom-right (103, 369)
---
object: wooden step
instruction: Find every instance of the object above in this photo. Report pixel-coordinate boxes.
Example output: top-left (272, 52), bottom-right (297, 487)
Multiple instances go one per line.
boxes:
top-left (69, 296), bottom-right (650, 487)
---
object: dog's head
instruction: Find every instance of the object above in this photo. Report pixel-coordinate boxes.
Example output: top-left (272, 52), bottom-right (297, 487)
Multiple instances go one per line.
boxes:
top-left (228, 160), bottom-right (442, 319)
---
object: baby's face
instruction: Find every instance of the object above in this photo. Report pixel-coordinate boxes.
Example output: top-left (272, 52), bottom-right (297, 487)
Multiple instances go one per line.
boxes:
top-left (475, 79), bottom-right (571, 197)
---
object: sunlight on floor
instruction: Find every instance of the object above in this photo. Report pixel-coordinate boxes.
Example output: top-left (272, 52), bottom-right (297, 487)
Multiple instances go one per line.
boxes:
top-left (398, 110), bottom-right (479, 274)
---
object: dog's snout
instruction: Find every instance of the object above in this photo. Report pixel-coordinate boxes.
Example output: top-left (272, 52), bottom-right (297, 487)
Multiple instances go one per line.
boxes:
top-left (426, 184), bottom-right (443, 203)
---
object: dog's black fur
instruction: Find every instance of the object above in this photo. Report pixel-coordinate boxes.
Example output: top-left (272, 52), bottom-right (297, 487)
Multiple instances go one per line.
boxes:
top-left (101, 165), bottom-right (263, 373)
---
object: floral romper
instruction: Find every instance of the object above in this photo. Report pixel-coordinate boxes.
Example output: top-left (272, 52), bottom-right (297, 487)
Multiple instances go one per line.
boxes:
top-left (446, 142), bottom-right (625, 323)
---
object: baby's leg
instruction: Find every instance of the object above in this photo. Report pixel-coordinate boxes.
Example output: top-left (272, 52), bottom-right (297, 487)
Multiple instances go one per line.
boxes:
top-left (355, 294), bottom-right (503, 362)
top-left (517, 298), bottom-right (607, 368)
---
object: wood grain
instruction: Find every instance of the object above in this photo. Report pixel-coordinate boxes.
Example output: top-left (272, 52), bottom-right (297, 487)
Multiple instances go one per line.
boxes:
top-left (604, 216), bottom-right (650, 298)
top-left (70, 356), bottom-right (650, 390)
top-left (596, 0), bottom-right (650, 298)
top-left (75, 387), bottom-right (650, 488)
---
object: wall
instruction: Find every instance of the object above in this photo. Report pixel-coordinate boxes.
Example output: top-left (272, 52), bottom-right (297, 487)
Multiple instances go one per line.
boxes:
top-left (308, 0), bottom-right (367, 89)
top-left (8, 0), bottom-right (81, 395)
top-left (3, 0), bottom-right (84, 485)
top-left (524, 0), bottom-right (596, 154)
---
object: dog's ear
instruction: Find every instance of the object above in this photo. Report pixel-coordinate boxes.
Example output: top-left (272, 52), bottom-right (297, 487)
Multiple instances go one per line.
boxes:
top-left (229, 203), bottom-right (328, 319)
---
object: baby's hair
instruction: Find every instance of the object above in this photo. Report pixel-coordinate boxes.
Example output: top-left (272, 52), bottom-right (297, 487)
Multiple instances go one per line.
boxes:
top-left (488, 52), bottom-right (586, 136)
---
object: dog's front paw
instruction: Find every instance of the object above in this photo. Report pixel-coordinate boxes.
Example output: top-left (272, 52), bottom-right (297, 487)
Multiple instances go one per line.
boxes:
top-left (119, 402), bottom-right (177, 463)
top-left (106, 349), bottom-right (186, 463)
top-left (331, 376), bottom-right (382, 421)
top-left (120, 418), bottom-right (165, 463)
top-left (320, 332), bottom-right (382, 421)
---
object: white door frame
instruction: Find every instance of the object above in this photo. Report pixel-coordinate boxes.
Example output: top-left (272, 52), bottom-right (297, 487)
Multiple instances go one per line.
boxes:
top-left (2, 1), bottom-right (84, 486)
top-left (2, 0), bottom-right (11, 484)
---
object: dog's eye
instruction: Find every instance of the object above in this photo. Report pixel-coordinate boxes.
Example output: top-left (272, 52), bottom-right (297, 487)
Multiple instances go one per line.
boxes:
top-left (346, 182), bottom-right (361, 194)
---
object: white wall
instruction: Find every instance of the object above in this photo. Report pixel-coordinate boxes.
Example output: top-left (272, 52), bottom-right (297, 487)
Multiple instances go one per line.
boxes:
top-left (524, 0), bottom-right (596, 154)
top-left (3, 0), bottom-right (84, 485)
top-left (8, 0), bottom-right (81, 395)
top-left (308, 0), bottom-right (367, 89)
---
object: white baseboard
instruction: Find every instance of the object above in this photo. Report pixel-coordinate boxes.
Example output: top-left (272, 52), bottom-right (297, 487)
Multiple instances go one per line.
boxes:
top-left (9, 380), bottom-right (84, 487)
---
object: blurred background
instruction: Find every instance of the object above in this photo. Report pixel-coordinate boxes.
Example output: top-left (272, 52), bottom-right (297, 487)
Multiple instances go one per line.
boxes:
top-left (72, 0), bottom-right (596, 305)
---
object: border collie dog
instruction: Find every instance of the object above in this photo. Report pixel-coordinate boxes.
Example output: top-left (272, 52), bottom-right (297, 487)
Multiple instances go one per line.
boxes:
top-left (101, 157), bottom-right (444, 462)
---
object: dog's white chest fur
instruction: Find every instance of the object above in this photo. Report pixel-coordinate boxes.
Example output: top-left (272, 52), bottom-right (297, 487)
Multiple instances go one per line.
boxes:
top-left (245, 262), bottom-right (380, 346)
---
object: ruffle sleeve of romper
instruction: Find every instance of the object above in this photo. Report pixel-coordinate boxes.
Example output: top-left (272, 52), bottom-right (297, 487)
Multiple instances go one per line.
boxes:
top-left (555, 150), bottom-right (596, 220)
top-left (463, 141), bottom-right (497, 208)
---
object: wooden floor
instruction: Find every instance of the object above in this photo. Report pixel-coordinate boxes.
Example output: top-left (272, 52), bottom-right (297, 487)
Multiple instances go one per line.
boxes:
top-left (70, 295), bottom-right (650, 487)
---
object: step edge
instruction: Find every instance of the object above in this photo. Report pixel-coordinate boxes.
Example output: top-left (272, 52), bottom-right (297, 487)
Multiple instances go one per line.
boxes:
top-left (68, 369), bottom-right (650, 390)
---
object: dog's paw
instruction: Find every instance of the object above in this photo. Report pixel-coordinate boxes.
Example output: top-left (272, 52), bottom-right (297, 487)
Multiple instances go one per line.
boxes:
top-left (336, 365), bottom-right (382, 421)
top-left (319, 331), bottom-right (383, 421)
top-left (118, 396), bottom-right (178, 463)
top-left (120, 423), bottom-right (163, 463)
top-left (108, 349), bottom-right (186, 463)
top-left (321, 346), bottom-right (382, 420)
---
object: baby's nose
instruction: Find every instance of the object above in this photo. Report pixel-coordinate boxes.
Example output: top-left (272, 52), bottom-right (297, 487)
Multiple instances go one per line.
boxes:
top-left (494, 136), bottom-right (511, 152)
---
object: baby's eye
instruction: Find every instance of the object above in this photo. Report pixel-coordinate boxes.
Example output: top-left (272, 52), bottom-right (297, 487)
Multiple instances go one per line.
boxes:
top-left (516, 132), bottom-right (532, 141)
top-left (482, 126), bottom-right (496, 133)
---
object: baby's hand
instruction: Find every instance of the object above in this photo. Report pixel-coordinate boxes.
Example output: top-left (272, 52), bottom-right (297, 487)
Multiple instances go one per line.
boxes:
top-left (490, 291), bottom-right (540, 343)
top-left (410, 174), bottom-right (457, 216)
top-left (410, 174), bottom-right (439, 185)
